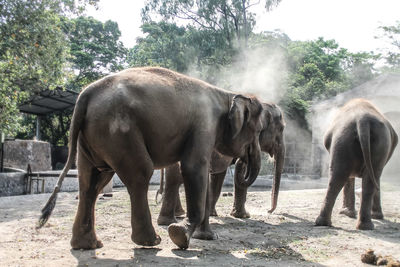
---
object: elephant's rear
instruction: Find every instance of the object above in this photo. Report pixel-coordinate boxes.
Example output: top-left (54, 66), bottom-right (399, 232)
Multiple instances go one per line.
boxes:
top-left (327, 99), bottom-right (396, 182)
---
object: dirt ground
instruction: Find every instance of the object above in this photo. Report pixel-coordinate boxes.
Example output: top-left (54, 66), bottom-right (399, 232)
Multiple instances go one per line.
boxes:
top-left (1, 181), bottom-right (399, 267)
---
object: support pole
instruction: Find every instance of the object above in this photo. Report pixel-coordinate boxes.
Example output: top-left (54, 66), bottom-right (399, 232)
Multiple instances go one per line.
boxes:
top-left (0, 132), bottom-right (4, 172)
top-left (36, 116), bottom-right (41, 140)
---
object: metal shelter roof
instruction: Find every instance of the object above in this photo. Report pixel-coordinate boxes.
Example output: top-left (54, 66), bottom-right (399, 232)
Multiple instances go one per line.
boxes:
top-left (18, 87), bottom-right (79, 116)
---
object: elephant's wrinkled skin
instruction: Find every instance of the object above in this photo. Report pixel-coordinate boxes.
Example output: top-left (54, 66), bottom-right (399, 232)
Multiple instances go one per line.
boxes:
top-left (37, 67), bottom-right (265, 250)
top-left (315, 98), bottom-right (398, 230)
top-left (157, 103), bottom-right (285, 239)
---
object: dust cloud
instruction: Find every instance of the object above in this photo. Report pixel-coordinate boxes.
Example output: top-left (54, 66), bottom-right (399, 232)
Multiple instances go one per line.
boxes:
top-left (185, 45), bottom-right (288, 104)
top-left (219, 46), bottom-right (288, 104)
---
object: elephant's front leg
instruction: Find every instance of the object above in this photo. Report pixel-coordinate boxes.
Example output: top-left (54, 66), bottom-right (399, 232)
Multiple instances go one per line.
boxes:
top-left (339, 178), bottom-right (357, 218)
top-left (174, 192), bottom-right (186, 217)
top-left (158, 164), bottom-right (184, 226)
top-left (231, 183), bottom-right (250, 218)
top-left (192, 180), bottom-right (218, 240)
top-left (209, 171), bottom-right (227, 216)
top-left (168, 144), bottom-right (211, 249)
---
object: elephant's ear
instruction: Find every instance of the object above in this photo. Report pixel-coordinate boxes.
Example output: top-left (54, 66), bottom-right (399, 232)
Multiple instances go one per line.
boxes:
top-left (261, 104), bottom-right (273, 129)
top-left (229, 95), bottom-right (251, 139)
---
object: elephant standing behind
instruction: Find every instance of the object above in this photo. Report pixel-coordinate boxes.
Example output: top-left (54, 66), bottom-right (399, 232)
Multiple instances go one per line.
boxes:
top-left (316, 98), bottom-right (398, 230)
top-left (37, 67), bottom-right (265, 249)
top-left (157, 103), bottom-right (285, 239)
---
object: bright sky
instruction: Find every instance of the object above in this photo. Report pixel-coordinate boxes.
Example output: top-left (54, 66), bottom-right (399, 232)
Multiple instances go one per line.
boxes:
top-left (87, 0), bottom-right (400, 53)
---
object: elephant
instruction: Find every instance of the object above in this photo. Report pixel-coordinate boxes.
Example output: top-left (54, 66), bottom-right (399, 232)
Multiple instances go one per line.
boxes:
top-left (37, 67), bottom-right (265, 250)
top-left (157, 103), bottom-right (285, 239)
top-left (315, 98), bottom-right (398, 230)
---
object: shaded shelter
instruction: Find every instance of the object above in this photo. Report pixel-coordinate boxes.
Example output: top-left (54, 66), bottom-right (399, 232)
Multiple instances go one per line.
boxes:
top-left (18, 87), bottom-right (79, 139)
top-left (1, 88), bottom-right (78, 172)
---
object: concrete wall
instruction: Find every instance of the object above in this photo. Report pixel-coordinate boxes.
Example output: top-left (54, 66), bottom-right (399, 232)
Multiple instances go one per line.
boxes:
top-left (0, 169), bottom-right (162, 196)
top-left (0, 170), bottom-right (26, 196)
top-left (3, 140), bottom-right (51, 171)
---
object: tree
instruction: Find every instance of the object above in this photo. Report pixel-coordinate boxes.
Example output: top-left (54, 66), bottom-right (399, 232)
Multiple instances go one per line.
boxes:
top-left (33, 16), bottom-right (128, 146)
top-left (0, 0), bottom-right (98, 137)
top-left (128, 22), bottom-right (189, 72)
top-left (63, 16), bottom-right (128, 91)
top-left (128, 21), bottom-right (237, 81)
top-left (142, 0), bottom-right (281, 50)
top-left (378, 20), bottom-right (400, 72)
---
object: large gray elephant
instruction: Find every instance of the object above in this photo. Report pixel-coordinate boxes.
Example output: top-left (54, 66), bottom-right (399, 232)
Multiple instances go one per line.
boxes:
top-left (37, 67), bottom-right (265, 250)
top-left (157, 103), bottom-right (285, 239)
top-left (315, 98), bottom-right (398, 230)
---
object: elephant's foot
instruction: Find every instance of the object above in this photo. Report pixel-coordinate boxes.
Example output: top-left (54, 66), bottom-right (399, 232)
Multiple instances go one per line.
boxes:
top-left (371, 211), bottom-right (384, 220)
top-left (131, 231), bottom-right (161, 246)
top-left (192, 228), bottom-right (218, 240)
top-left (157, 215), bottom-right (177, 226)
top-left (210, 208), bottom-right (218, 217)
top-left (230, 208), bottom-right (250, 218)
top-left (168, 222), bottom-right (190, 250)
top-left (339, 208), bottom-right (357, 218)
top-left (357, 220), bottom-right (374, 230)
top-left (315, 215), bottom-right (332, 227)
top-left (70, 232), bottom-right (103, 250)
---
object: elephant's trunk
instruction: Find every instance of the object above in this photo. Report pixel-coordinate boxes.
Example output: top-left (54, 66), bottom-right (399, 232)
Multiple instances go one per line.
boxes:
top-left (268, 140), bottom-right (285, 213)
top-left (234, 140), bottom-right (261, 188)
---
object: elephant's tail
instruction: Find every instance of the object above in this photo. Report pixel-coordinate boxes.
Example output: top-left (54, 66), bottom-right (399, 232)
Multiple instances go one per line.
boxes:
top-left (357, 120), bottom-right (379, 190)
top-left (37, 93), bottom-right (88, 229)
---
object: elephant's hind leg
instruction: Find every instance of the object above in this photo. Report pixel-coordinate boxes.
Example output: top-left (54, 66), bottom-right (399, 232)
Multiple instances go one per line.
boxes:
top-left (371, 190), bottom-right (384, 219)
top-left (115, 148), bottom-right (161, 247)
top-left (71, 152), bottom-right (114, 249)
top-left (339, 178), bottom-right (357, 218)
top-left (316, 165), bottom-right (350, 227)
top-left (357, 168), bottom-right (383, 230)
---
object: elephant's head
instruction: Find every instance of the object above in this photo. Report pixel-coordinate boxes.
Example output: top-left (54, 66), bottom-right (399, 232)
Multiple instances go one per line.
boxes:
top-left (234, 103), bottom-right (286, 213)
top-left (216, 94), bottom-right (263, 188)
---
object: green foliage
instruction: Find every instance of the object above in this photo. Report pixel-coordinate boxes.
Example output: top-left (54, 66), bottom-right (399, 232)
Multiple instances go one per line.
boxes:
top-left (128, 21), bottom-right (236, 83)
top-left (142, 0), bottom-right (281, 49)
top-left (0, 0), bottom-right (74, 136)
top-left (35, 16), bottom-right (128, 145)
top-left (377, 20), bottom-right (400, 72)
top-left (0, 0), bottom-right (122, 144)
top-left (63, 16), bottom-right (128, 90)
top-left (128, 22), bottom-right (189, 72)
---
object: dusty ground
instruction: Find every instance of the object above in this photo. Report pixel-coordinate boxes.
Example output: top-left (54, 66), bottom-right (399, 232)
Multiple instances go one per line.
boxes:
top-left (1, 181), bottom-right (399, 267)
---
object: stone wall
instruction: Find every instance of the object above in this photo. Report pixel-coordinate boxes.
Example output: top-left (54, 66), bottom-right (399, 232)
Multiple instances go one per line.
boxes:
top-left (0, 169), bottom-right (159, 196)
top-left (0, 170), bottom-right (26, 196)
top-left (3, 140), bottom-right (51, 171)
